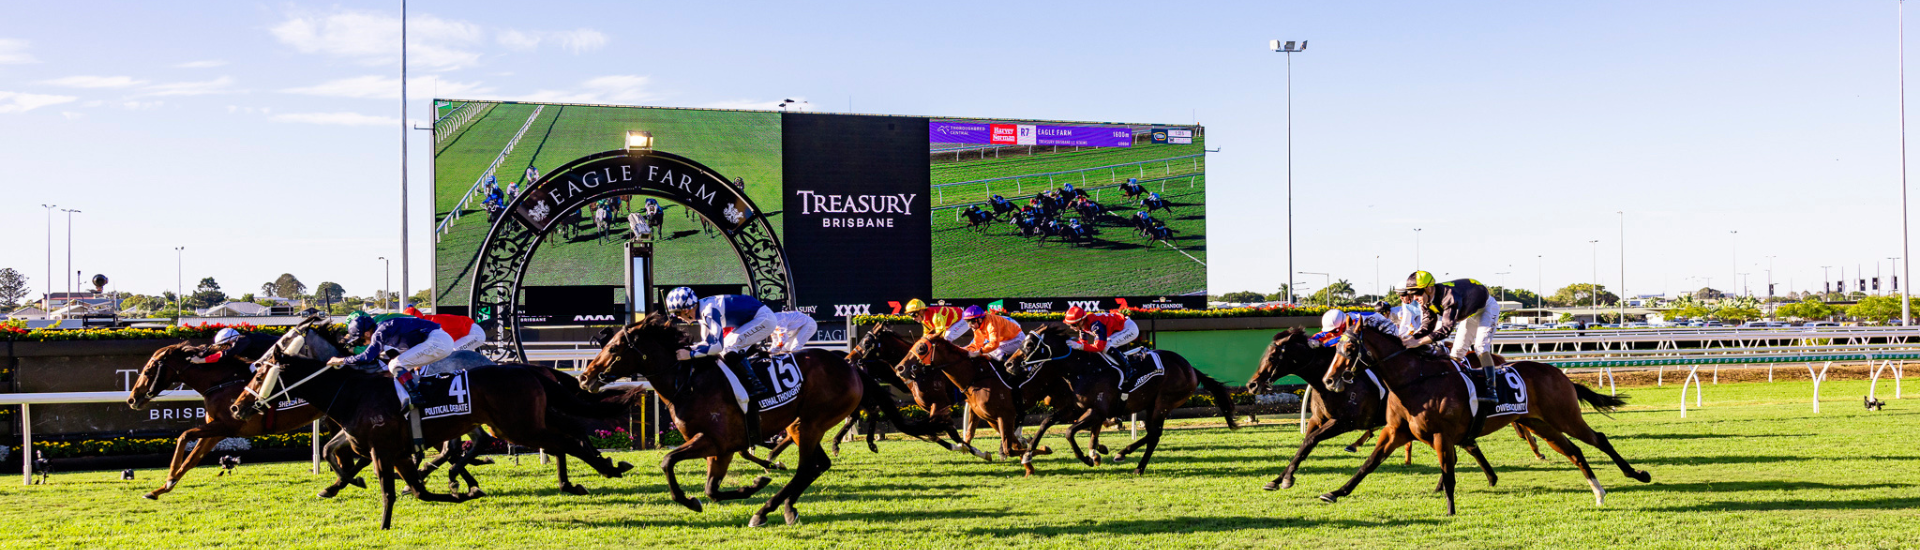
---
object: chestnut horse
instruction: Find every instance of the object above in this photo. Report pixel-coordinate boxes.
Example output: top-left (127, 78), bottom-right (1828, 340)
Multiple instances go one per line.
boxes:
top-left (1247, 328), bottom-right (1541, 492)
top-left (232, 325), bottom-right (633, 529)
top-left (898, 332), bottom-right (1071, 475)
top-left (1004, 326), bottom-right (1239, 475)
top-left (1320, 323), bottom-right (1651, 514)
top-left (839, 325), bottom-right (993, 460)
top-left (580, 314), bottom-right (936, 527)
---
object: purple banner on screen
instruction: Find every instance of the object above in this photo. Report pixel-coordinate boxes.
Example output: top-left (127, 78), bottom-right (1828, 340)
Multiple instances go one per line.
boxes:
top-left (931, 122), bottom-right (1132, 148)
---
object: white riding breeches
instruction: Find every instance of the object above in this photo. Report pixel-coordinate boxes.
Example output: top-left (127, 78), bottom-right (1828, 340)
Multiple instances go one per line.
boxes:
top-left (388, 329), bottom-right (457, 376)
top-left (768, 313), bottom-right (817, 354)
top-left (451, 330), bottom-right (486, 351)
top-left (984, 332), bottom-right (1026, 361)
top-left (720, 307), bottom-right (778, 355)
top-left (1107, 319), bottom-right (1141, 349)
top-left (1448, 296), bottom-right (1501, 359)
top-left (942, 320), bottom-right (972, 343)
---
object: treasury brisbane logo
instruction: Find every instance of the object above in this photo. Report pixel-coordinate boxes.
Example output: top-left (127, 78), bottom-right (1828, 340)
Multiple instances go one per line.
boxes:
top-left (793, 190), bottom-right (918, 229)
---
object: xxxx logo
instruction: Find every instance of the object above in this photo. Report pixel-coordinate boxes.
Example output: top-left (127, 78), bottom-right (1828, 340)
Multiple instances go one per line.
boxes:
top-left (1067, 300), bottom-right (1102, 311)
top-left (834, 304), bottom-right (872, 317)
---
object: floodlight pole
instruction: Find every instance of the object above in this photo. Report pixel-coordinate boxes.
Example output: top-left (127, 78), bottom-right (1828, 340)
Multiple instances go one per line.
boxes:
top-left (399, 0), bottom-right (411, 315)
top-left (1619, 211), bottom-right (1626, 325)
top-left (1272, 39), bottom-right (1307, 304)
top-left (1414, 228), bottom-right (1422, 269)
top-left (1589, 240), bottom-right (1599, 314)
top-left (380, 257), bottom-right (391, 311)
top-left (174, 247), bottom-right (184, 321)
top-left (62, 209), bottom-right (79, 299)
top-left (40, 204), bottom-right (53, 307)
top-left (1904, 0), bottom-right (1914, 325)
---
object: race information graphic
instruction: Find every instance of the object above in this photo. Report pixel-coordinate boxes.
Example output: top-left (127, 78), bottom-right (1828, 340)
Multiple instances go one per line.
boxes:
top-left (930, 121), bottom-right (1133, 148)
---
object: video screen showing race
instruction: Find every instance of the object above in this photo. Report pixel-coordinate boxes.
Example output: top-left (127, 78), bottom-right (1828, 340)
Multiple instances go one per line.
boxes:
top-left (929, 120), bottom-right (1207, 299)
top-left (431, 101), bottom-right (782, 308)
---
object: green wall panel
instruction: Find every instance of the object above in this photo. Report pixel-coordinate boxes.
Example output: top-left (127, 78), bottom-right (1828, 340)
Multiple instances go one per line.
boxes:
top-left (1152, 328), bottom-right (1307, 386)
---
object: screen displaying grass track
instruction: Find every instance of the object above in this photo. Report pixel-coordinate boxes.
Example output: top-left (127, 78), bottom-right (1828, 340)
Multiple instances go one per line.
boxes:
top-left (432, 101), bottom-right (782, 306)
top-left (930, 124), bottom-right (1206, 299)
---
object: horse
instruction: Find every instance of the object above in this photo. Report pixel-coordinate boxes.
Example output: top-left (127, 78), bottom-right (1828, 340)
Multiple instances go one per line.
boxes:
top-left (1245, 328), bottom-right (1540, 492)
top-left (1142, 194), bottom-right (1172, 215)
top-left (1143, 222), bottom-right (1174, 243)
top-left (1119, 179), bottom-right (1147, 204)
top-left (1008, 326), bottom-right (1238, 475)
top-left (1062, 219), bottom-right (1095, 246)
top-left (988, 195), bottom-right (1020, 220)
top-left (841, 325), bottom-right (994, 460)
top-left (1319, 322), bottom-right (1651, 514)
top-left (898, 333), bottom-right (1067, 476)
top-left (231, 322), bottom-right (634, 529)
top-left (961, 206), bottom-right (995, 232)
top-left (580, 313), bottom-right (938, 527)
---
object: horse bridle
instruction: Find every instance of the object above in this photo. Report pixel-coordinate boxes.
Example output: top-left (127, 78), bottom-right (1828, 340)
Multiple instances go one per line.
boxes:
top-left (1019, 333), bottom-right (1072, 371)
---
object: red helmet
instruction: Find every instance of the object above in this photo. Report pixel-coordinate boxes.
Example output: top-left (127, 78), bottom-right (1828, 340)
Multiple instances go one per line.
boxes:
top-left (1063, 306), bottom-right (1090, 324)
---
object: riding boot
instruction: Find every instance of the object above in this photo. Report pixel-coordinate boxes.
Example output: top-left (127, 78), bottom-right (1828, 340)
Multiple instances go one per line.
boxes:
top-left (397, 370), bottom-right (427, 455)
top-left (720, 354), bottom-right (766, 446)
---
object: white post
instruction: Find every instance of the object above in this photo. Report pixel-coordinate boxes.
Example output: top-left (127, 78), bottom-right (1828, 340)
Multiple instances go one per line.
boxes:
top-left (1130, 412), bottom-right (1139, 441)
top-left (311, 420), bottom-right (322, 474)
top-left (1679, 366), bottom-right (1702, 417)
top-left (1808, 361), bottom-right (1832, 413)
top-left (19, 404), bottom-right (30, 485)
top-left (1299, 391), bottom-right (1311, 435)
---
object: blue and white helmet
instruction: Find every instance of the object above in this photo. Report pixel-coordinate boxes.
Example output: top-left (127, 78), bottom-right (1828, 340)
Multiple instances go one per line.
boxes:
top-left (487, 175), bottom-right (497, 186)
top-left (1150, 192), bottom-right (1161, 200)
top-left (665, 287), bottom-right (699, 311)
top-left (214, 328), bottom-right (243, 347)
top-left (1064, 183), bottom-right (1075, 192)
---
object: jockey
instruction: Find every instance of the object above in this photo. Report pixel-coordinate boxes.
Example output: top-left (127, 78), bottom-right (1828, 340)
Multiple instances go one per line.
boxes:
top-left (666, 287), bottom-right (777, 438)
top-left (904, 299), bottom-right (970, 343)
top-left (1400, 271), bottom-right (1501, 368)
top-left (191, 327), bottom-right (256, 364)
top-left (1310, 309), bottom-right (1402, 348)
top-left (408, 307), bottom-right (486, 351)
top-left (960, 305), bottom-right (1024, 362)
top-left (766, 310), bottom-right (818, 355)
top-left (1062, 306), bottom-right (1139, 370)
top-left (329, 313), bottom-right (457, 403)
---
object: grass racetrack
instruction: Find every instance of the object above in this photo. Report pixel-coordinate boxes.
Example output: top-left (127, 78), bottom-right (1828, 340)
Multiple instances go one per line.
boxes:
top-left (433, 103), bottom-right (782, 306)
top-left (6, 378), bottom-right (1917, 549)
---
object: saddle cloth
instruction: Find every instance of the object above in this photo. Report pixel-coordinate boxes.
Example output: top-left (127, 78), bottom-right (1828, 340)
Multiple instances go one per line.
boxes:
top-left (394, 371), bottom-right (475, 420)
top-left (1455, 361), bottom-right (1529, 418)
top-left (713, 354), bottom-right (804, 412)
top-left (1123, 350), bottom-right (1166, 393)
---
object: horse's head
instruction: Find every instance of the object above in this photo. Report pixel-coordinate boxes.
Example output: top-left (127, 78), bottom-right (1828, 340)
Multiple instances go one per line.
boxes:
top-left (898, 333), bottom-right (967, 379)
top-left (128, 342), bottom-right (201, 410)
top-left (1249, 327), bottom-right (1317, 393)
top-left (1325, 323), bottom-right (1400, 392)
top-left (848, 324), bottom-right (907, 367)
top-left (581, 313), bottom-right (684, 393)
top-left (231, 345), bottom-right (294, 420)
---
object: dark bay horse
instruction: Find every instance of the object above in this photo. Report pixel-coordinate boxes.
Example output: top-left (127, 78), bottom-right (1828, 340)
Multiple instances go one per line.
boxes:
top-left (1320, 323), bottom-right (1651, 514)
top-left (232, 325), bottom-right (633, 529)
top-left (1006, 327), bottom-right (1239, 475)
top-left (580, 314), bottom-right (936, 527)
top-left (1247, 328), bottom-right (1539, 491)
top-left (127, 340), bottom-right (336, 500)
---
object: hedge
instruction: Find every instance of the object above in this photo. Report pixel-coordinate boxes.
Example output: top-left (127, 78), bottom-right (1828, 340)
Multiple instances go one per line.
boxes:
top-left (13, 431), bottom-right (319, 459)
top-left (0, 322), bottom-right (298, 343)
top-left (851, 304), bottom-right (1360, 326)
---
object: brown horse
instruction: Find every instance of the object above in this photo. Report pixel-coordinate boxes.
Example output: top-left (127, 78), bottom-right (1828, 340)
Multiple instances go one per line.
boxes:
top-left (839, 325), bottom-right (993, 459)
top-left (1005, 326), bottom-right (1239, 475)
top-left (1320, 322), bottom-right (1651, 514)
top-left (232, 325), bottom-right (633, 529)
top-left (579, 313), bottom-right (935, 527)
top-left (1247, 328), bottom-right (1540, 491)
top-left (898, 332), bottom-right (1068, 475)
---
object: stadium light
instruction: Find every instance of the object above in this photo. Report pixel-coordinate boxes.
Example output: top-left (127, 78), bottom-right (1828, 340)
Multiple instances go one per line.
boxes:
top-left (1270, 38), bottom-right (1308, 304)
top-left (627, 131), bottom-right (654, 151)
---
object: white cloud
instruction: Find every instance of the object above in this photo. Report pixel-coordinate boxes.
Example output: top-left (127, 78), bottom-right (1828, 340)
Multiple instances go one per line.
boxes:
top-left (139, 76), bottom-right (239, 96)
top-left (270, 10), bottom-right (483, 70)
top-left (60, 111), bottom-right (83, 120)
top-left (228, 105), bottom-right (272, 115)
top-left (518, 75), bottom-right (654, 104)
top-left (0, 39), bottom-right (35, 64)
top-left (37, 75), bottom-right (147, 89)
top-left (174, 60), bottom-right (228, 69)
top-left (553, 29), bottom-right (608, 54)
top-left (0, 91), bottom-right (77, 113)
top-left (270, 111), bottom-right (398, 126)
top-left (280, 75), bottom-right (490, 99)
top-left (496, 30), bottom-right (540, 51)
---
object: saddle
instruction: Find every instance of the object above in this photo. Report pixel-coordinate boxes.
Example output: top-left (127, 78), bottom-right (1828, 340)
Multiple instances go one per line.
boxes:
top-left (1456, 359), bottom-right (1528, 442)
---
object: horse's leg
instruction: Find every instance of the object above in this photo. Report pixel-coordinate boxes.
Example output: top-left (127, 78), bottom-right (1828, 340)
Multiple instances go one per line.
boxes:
top-left (1522, 420), bottom-right (1608, 506)
top-left (1435, 437), bottom-right (1460, 516)
top-left (1064, 408), bottom-right (1103, 468)
top-left (659, 432), bottom-right (717, 512)
top-left (739, 445), bottom-right (788, 472)
top-left (553, 449), bottom-right (589, 495)
top-left (1345, 428), bottom-right (1375, 453)
top-left (1319, 422), bottom-right (1414, 503)
top-left (829, 418), bottom-right (856, 457)
top-left (1020, 409), bottom-right (1071, 476)
top-left (702, 452), bottom-right (773, 503)
top-left (1554, 417), bottom-right (1652, 483)
top-left (1269, 417), bottom-right (1348, 490)
top-left (320, 431), bottom-right (368, 498)
top-left (393, 446), bottom-right (470, 504)
top-left (863, 414), bottom-right (880, 453)
top-left (1129, 412), bottom-right (1169, 475)
top-left (1404, 439), bottom-right (1415, 465)
top-left (1516, 424), bottom-right (1547, 460)
top-left (376, 457), bottom-right (398, 530)
top-left (750, 422), bottom-right (830, 527)
top-left (1462, 443), bottom-right (1499, 488)
top-left (146, 425), bottom-right (221, 499)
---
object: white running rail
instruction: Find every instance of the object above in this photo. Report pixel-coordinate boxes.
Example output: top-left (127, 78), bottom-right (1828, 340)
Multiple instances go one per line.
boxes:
top-left (434, 105), bottom-right (545, 242)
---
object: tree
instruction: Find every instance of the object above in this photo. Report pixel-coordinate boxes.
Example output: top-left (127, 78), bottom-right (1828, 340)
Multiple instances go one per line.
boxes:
top-left (0, 268), bottom-right (29, 308)
top-left (186, 277), bottom-right (227, 309)
top-left (272, 274), bottom-right (307, 300)
top-left (1669, 303), bottom-right (1713, 321)
top-left (1488, 286), bottom-right (1546, 308)
top-left (1306, 279), bottom-right (1358, 306)
top-left (1265, 284), bottom-right (1292, 302)
top-left (1714, 305), bottom-right (1762, 322)
top-left (408, 288), bottom-right (431, 307)
top-left (1692, 287), bottom-right (1725, 300)
top-left (1550, 283), bottom-right (1619, 307)
top-left (1846, 296), bottom-right (1911, 324)
top-left (260, 281), bottom-right (278, 298)
top-left (1217, 291), bottom-right (1266, 303)
top-left (1775, 298), bottom-right (1835, 321)
top-left (314, 282), bottom-right (345, 309)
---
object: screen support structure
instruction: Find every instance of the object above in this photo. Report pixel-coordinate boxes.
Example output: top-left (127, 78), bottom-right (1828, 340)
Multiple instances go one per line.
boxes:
top-left (627, 242), bottom-right (654, 323)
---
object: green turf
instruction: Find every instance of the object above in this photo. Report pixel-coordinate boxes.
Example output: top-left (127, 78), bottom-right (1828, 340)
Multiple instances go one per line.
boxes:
top-left (433, 104), bottom-right (783, 306)
top-left (8, 378), bottom-right (1913, 549)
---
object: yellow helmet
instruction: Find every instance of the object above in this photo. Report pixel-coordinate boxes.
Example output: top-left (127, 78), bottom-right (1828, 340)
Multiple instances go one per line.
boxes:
top-left (903, 298), bottom-right (928, 314)
top-left (1405, 271), bottom-right (1437, 291)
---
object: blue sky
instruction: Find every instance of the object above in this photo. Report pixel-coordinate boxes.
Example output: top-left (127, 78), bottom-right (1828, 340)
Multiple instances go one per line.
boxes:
top-left (1, 1), bottom-right (1915, 302)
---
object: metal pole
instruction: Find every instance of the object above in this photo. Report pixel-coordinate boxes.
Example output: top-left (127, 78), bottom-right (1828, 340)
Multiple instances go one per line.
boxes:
top-left (40, 205), bottom-right (52, 308)
top-left (1905, 0), bottom-right (1914, 325)
top-left (19, 404), bottom-right (30, 485)
top-left (400, 0), bottom-right (412, 315)
top-left (175, 247), bottom-right (184, 319)
top-left (311, 420), bottom-right (322, 474)
top-left (1285, 49), bottom-right (1294, 305)
top-left (1415, 229), bottom-right (1422, 269)
top-left (1619, 211), bottom-right (1626, 325)
top-left (62, 209), bottom-right (78, 298)
top-left (380, 257), bottom-right (390, 311)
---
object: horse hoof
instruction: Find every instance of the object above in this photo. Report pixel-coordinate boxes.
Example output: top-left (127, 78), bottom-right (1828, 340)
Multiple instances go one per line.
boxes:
top-left (866, 443), bottom-right (879, 454)
top-left (466, 489), bottom-right (486, 499)
top-left (349, 477), bottom-right (367, 489)
top-left (608, 461), bottom-right (635, 478)
top-left (1262, 481), bottom-right (1280, 491)
top-left (1632, 470), bottom-right (1652, 483)
top-left (769, 462), bottom-right (787, 471)
top-left (1343, 445), bottom-right (1358, 453)
top-left (783, 505), bottom-right (800, 526)
top-left (753, 476), bottom-right (774, 490)
top-left (317, 489), bottom-right (338, 499)
top-left (561, 483), bottom-right (591, 496)
top-left (142, 493), bottom-right (160, 500)
top-left (748, 514), bottom-right (768, 528)
top-left (469, 457), bottom-right (495, 466)
top-left (677, 498), bottom-right (704, 513)
top-left (1131, 467), bottom-right (1146, 476)
top-left (1318, 493), bottom-right (1340, 503)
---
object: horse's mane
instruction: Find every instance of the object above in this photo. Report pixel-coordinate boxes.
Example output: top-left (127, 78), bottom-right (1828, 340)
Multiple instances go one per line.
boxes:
top-left (1035, 324), bottom-right (1078, 339)
top-left (625, 312), bottom-right (689, 347)
top-left (1274, 326), bottom-right (1306, 342)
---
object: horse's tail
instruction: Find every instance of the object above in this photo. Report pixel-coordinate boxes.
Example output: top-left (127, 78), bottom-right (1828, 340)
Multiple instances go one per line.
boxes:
top-left (1571, 382), bottom-right (1628, 416)
top-left (1194, 370), bottom-right (1240, 430)
top-left (855, 366), bottom-right (939, 438)
top-left (531, 366), bottom-right (627, 419)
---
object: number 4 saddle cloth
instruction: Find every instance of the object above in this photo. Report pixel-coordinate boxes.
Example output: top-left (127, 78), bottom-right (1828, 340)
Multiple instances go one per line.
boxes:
top-left (412, 371), bottom-right (475, 420)
top-left (1453, 360), bottom-right (1530, 418)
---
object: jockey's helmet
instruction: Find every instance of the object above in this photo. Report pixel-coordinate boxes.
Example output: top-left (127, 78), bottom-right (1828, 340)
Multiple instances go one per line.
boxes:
top-left (903, 299), bottom-right (928, 315)
top-left (214, 328), bottom-right (243, 347)
top-left (1063, 306), bottom-right (1090, 325)
top-left (1405, 271), bottom-right (1437, 291)
top-left (665, 287), bottom-right (699, 312)
top-left (345, 314), bottom-right (376, 342)
top-left (962, 305), bottom-right (987, 320)
top-left (1320, 309), bottom-right (1348, 332)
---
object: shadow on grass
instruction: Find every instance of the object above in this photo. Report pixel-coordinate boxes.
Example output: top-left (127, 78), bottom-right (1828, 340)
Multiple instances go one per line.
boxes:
top-left (1642, 495), bottom-right (1920, 512)
top-left (1609, 433), bottom-right (1810, 440)
top-left (961, 515), bottom-right (1440, 537)
top-left (1614, 480), bottom-right (1914, 494)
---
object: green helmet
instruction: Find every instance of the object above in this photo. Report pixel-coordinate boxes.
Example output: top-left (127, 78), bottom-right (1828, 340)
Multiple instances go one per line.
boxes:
top-left (1405, 271), bottom-right (1437, 291)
